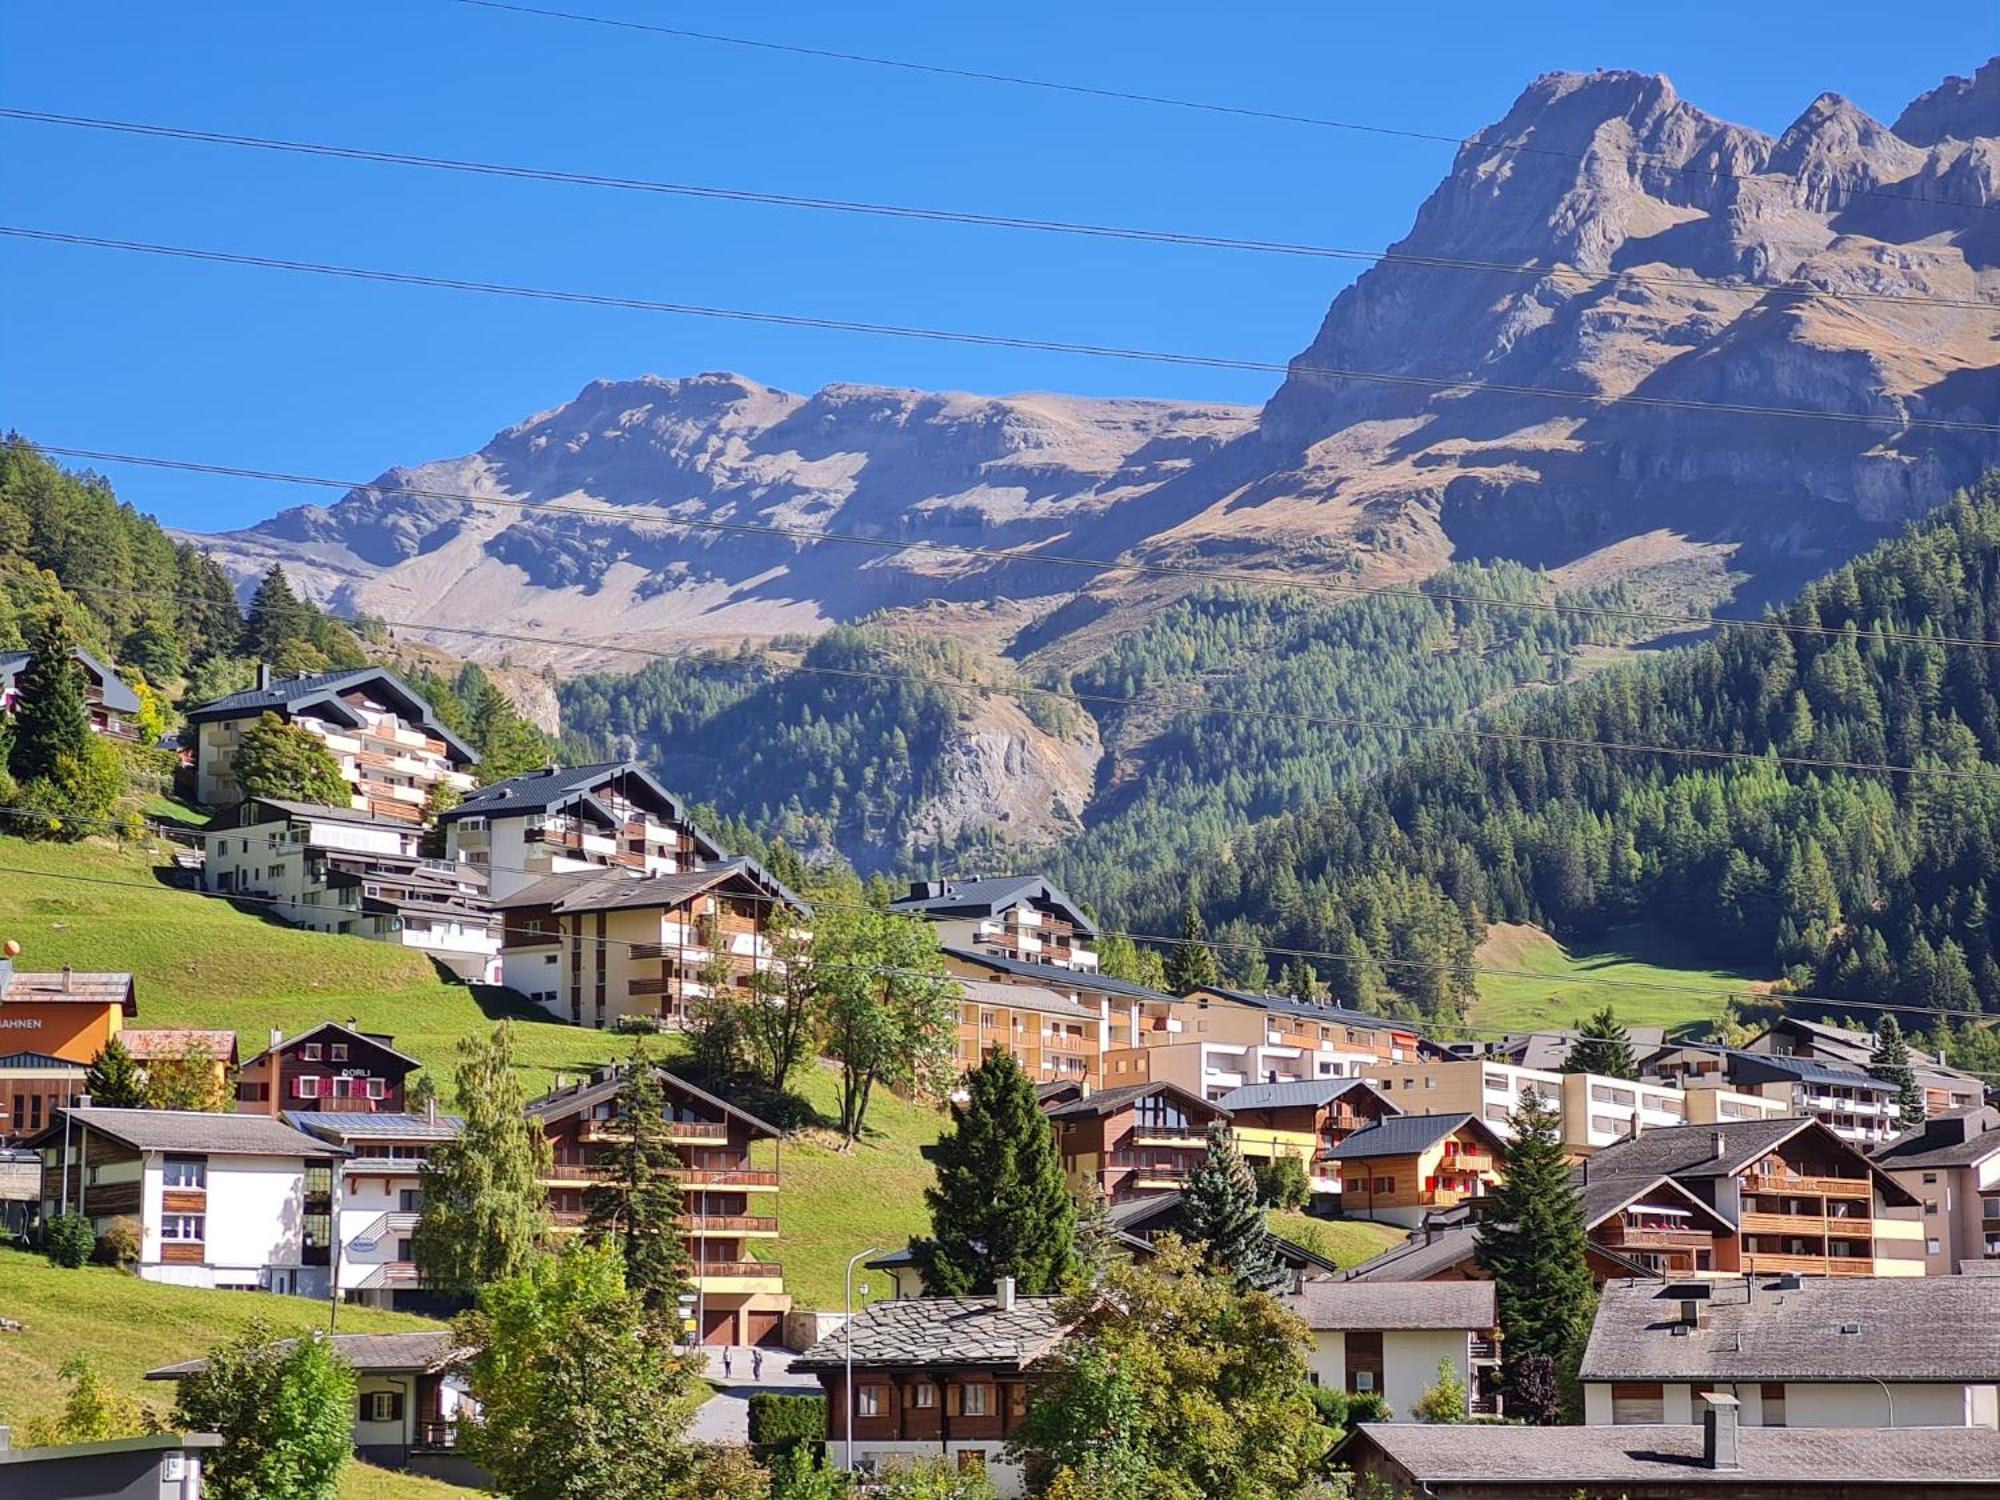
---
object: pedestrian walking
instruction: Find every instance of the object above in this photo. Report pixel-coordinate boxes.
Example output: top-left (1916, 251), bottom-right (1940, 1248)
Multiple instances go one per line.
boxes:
top-left (752, 1347), bottom-right (764, 1381)
top-left (723, 1346), bottom-right (733, 1378)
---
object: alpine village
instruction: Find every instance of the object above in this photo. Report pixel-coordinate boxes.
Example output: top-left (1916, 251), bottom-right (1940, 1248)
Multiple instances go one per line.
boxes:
top-left (6, 19), bottom-right (2000, 1500)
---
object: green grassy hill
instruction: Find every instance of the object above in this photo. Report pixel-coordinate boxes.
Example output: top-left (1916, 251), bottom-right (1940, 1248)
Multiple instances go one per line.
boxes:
top-left (1469, 921), bottom-right (1765, 1037)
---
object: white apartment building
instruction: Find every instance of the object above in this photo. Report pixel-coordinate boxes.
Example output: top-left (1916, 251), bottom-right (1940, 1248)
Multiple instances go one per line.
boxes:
top-left (33, 1107), bottom-right (342, 1297)
top-left (289, 1111), bottom-right (462, 1309)
top-left (1646, 1045), bottom-right (1903, 1147)
top-left (891, 877), bottom-right (1099, 972)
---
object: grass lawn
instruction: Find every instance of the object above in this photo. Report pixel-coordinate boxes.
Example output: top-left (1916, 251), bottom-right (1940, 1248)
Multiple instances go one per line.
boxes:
top-left (1469, 921), bottom-right (1769, 1038)
top-left (1267, 1211), bottom-right (1404, 1268)
top-left (339, 1462), bottom-right (483, 1499)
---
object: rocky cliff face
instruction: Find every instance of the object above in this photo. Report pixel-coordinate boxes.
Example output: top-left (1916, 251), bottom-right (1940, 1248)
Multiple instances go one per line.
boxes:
top-left (192, 60), bottom-right (2000, 653)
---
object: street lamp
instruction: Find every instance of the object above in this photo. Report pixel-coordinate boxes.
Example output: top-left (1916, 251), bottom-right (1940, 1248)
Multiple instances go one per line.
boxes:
top-left (844, 1246), bottom-right (881, 1474)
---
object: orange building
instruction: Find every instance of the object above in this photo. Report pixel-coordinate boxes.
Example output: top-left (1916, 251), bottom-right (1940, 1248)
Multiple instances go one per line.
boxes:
top-left (0, 964), bottom-right (137, 1144)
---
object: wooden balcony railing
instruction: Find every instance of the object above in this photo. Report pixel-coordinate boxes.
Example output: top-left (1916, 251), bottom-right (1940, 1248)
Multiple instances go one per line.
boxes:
top-left (1601, 1226), bottom-right (1714, 1251)
top-left (688, 1215), bottom-right (779, 1235)
top-left (1742, 1172), bottom-right (1873, 1198)
top-left (1740, 1210), bottom-right (1874, 1237)
top-left (695, 1260), bottom-right (783, 1281)
top-left (1743, 1252), bottom-right (1877, 1276)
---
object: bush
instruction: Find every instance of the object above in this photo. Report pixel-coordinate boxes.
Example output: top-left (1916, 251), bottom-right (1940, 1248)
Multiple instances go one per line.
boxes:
top-left (44, 1213), bottom-right (95, 1268)
top-left (748, 1391), bottom-right (826, 1457)
top-left (610, 1014), bottom-right (662, 1035)
top-left (1253, 1155), bottom-right (1310, 1209)
top-left (1307, 1384), bottom-right (1390, 1431)
top-left (95, 1216), bottom-right (141, 1269)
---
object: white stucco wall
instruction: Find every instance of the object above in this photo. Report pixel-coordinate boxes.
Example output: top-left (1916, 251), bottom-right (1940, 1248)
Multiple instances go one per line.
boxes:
top-left (855, 1442), bottom-right (1027, 1499)
top-left (204, 1154), bottom-right (307, 1275)
top-left (1586, 1380), bottom-right (1991, 1428)
top-left (1309, 1331), bottom-right (1472, 1419)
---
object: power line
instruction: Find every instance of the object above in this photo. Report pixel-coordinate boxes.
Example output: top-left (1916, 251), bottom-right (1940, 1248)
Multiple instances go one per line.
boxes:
top-left (8, 226), bottom-right (1997, 437)
top-left (35, 442), bottom-right (2000, 657)
top-left (6, 107), bottom-right (1994, 316)
top-left (442, 0), bottom-right (2000, 220)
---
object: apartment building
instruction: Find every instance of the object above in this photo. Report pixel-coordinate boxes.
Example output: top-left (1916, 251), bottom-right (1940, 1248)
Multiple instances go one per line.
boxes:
top-left (1043, 1080), bottom-right (1227, 1202)
top-left (1873, 1105), bottom-right (2000, 1275)
top-left (0, 963), bottom-right (137, 1144)
top-left (1647, 1045), bottom-right (1902, 1147)
top-left (1575, 1117), bottom-right (1924, 1278)
top-left (952, 978), bottom-right (1103, 1088)
top-left (528, 1064), bottom-right (790, 1346)
top-left (1295, 1280), bottom-right (1502, 1418)
top-left (440, 760), bottom-right (726, 901)
top-left (1332, 1210), bottom-right (1660, 1289)
top-left (1748, 1015), bottom-right (1986, 1117)
top-left (0, 645), bottom-right (141, 739)
top-left (1105, 989), bottom-right (1422, 1102)
top-left (202, 797), bottom-right (498, 977)
top-left (794, 1282), bottom-right (1065, 1498)
top-left (494, 861), bottom-right (808, 1030)
top-left (289, 1110), bottom-right (463, 1310)
top-left (1217, 1077), bottom-right (1402, 1197)
top-left (891, 876), bottom-right (1099, 971)
top-left (187, 666), bottom-right (477, 820)
top-left (941, 947), bottom-right (1181, 1053)
top-left (31, 1106), bottom-right (342, 1295)
top-left (236, 1021), bottom-right (420, 1116)
top-left (1579, 1275), bottom-right (2000, 1428)
top-left (1326, 1114), bottom-right (1508, 1227)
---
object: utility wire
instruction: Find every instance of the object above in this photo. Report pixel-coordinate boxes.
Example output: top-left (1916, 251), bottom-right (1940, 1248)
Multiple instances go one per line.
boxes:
top-left (7, 226), bottom-right (1997, 437)
top-left (43, 574), bottom-right (2000, 784)
top-left (34, 442), bottom-right (2000, 657)
top-left (5, 108), bottom-right (1994, 316)
top-left (442, 0), bottom-right (2000, 219)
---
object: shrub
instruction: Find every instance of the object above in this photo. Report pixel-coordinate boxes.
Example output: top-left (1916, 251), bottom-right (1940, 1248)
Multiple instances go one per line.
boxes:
top-left (1412, 1355), bottom-right (1469, 1423)
top-left (1307, 1384), bottom-right (1391, 1430)
top-left (95, 1216), bottom-right (141, 1269)
top-left (748, 1391), bottom-right (826, 1457)
top-left (610, 1014), bottom-right (662, 1035)
top-left (1253, 1155), bottom-right (1310, 1210)
top-left (44, 1212), bottom-right (95, 1268)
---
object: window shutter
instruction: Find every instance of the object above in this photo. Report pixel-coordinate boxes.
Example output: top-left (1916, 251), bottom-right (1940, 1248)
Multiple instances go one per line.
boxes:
top-left (946, 1382), bottom-right (961, 1417)
top-left (389, 1391), bottom-right (405, 1423)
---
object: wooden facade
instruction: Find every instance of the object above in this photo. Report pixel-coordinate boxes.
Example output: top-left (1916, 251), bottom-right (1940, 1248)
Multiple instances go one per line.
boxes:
top-left (236, 1023), bottom-right (417, 1115)
top-left (1045, 1082), bottom-right (1227, 1203)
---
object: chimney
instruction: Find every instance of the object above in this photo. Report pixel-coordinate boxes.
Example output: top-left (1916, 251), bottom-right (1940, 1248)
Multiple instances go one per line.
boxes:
top-left (269, 1027), bottom-right (284, 1051)
top-left (995, 1275), bottom-right (1016, 1312)
top-left (426, 1096), bottom-right (437, 1126)
top-left (1711, 1129), bottom-right (1727, 1161)
top-left (0, 1426), bottom-right (10, 1453)
top-left (257, 662), bottom-right (271, 690)
top-left (1700, 1393), bottom-right (1741, 1471)
top-left (60, 964), bottom-right (72, 993)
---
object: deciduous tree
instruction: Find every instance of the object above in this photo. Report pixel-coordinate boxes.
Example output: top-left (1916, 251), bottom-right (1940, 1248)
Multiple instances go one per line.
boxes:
top-left (170, 1325), bottom-right (355, 1500)
top-left (813, 898), bottom-right (956, 1140)
top-left (231, 711), bottom-right (350, 807)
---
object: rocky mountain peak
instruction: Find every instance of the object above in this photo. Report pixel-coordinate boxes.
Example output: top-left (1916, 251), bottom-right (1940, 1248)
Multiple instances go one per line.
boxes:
top-left (1893, 56), bottom-right (2000, 145)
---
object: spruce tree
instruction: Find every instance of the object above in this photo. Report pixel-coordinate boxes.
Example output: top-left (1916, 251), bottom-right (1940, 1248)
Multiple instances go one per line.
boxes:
top-left (1870, 1014), bottom-right (1925, 1130)
top-left (1179, 1120), bottom-right (1286, 1292)
top-left (240, 565), bottom-right (310, 663)
top-left (9, 610), bottom-right (92, 785)
top-left (911, 1049), bottom-right (1077, 1295)
top-left (414, 1022), bottom-right (550, 1296)
top-left (1475, 1088), bottom-right (1593, 1423)
top-left (1563, 1006), bottom-right (1636, 1079)
top-left (582, 1044), bottom-right (695, 1312)
top-left (1162, 899), bottom-right (1219, 994)
top-left (84, 1038), bottom-right (146, 1108)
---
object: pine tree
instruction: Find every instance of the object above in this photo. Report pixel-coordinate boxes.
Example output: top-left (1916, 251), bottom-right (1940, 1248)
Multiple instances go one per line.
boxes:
top-left (1071, 1177), bottom-right (1119, 1289)
top-left (239, 565), bottom-right (310, 663)
top-left (1475, 1088), bottom-right (1593, 1423)
top-left (1162, 899), bottom-right (1219, 994)
top-left (582, 1044), bottom-right (695, 1312)
top-left (413, 1022), bottom-right (550, 1295)
top-left (911, 1050), bottom-right (1077, 1295)
top-left (1869, 1014), bottom-right (1925, 1130)
top-left (9, 610), bottom-right (92, 785)
top-left (1179, 1121), bottom-right (1285, 1292)
top-left (83, 1038), bottom-right (145, 1108)
top-left (1563, 1006), bottom-right (1636, 1079)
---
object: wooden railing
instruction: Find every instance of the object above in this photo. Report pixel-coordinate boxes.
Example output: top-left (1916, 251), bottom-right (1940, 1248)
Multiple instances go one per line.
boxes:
top-left (1602, 1225), bottom-right (1714, 1251)
top-left (1740, 1210), bottom-right (1873, 1237)
top-left (1743, 1251), bottom-right (1877, 1276)
top-left (689, 1215), bottom-right (779, 1234)
top-left (1742, 1172), bottom-right (1873, 1198)
top-left (695, 1260), bottom-right (783, 1281)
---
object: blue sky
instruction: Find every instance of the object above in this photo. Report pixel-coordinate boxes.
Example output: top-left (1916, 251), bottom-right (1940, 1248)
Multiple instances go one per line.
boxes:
top-left (2, 1), bottom-right (1991, 531)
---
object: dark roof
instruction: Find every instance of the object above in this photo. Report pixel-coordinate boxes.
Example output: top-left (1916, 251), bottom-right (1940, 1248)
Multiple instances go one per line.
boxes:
top-left (1098, 1190), bottom-right (1340, 1273)
top-left (1191, 987), bottom-right (1419, 1034)
top-left (0, 1050), bottom-right (87, 1072)
top-left (439, 761), bottom-right (723, 853)
top-left (1216, 1078), bottom-right (1395, 1115)
top-left (219, 797), bottom-right (421, 832)
top-left (0, 1433), bottom-right (223, 1467)
top-left (525, 1064), bottom-right (783, 1139)
top-left (1043, 1080), bottom-right (1223, 1122)
top-left (941, 947), bottom-right (1175, 1003)
top-left (147, 1331), bottom-right (460, 1380)
top-left (890, 875), bottom-right (1095, 938)
top-left (1334, 1422), bottom-right (2000, 1487)
top-left (1580, 1276), bottom-right (2000, 1383)
top-left (491, 862), bottom-right (807, 917)
top-left (1336, 1221), bottom-right (1485, 1283)
top-left (1720, 1048), bottom-right (1896, 1091)
top-left (285, 1110), bottom-right (464, 1142)
top-left (1575, 1167), bottom-right (1738, 1234)
top-left (185, 667), bottom-right (477, 764)
top-left (952, 977), bottom-right (1093, 1019)
top-left (0, 647), bottom-right (142, 714)
top-left (27, 1107), bottom-right (342, 1158)
top-left (1576, 1118), bottom-right (1916, 1206)
top-left (238, 1020), bottom-right (421, 1073)
top-left (1296, 1279), bottom-right (1496, 1331)
top-left (792, 1296), bottom-right (1067, 1371)
top-left (1324, 1112), bottom-right (1499, 1161)
top-left (1872, 1106), bottom-right (2000, 1170)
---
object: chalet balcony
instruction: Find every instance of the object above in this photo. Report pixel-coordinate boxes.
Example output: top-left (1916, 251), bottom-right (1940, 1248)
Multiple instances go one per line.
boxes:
top-left (414, 1422), bottom-right (459, 1452)
top-left (1599, 1225), bottom-right (1714, 1252)
top-left (1744, 1252), bottom-right (1876, 1276)
top-left (576, 1118), bottom-right (728, 1144)
top-left (687, 1215), bottom-right (779, 1236)
top-left (1130, 1126), bottom-right (1208, 1148)
top-left (1740, 1210), bottom-right (1874, 1237)
top-left (1468, 1334), bottom-right (1500, 1362)
top-left (1742, 1172), bottom-right (1873, 1198)
top-left (525, 824), bottom-right (586, 850)
top-left (693, 1260), bottom-right (783, 1283)
top-left (544, 1164), bottom-right (777, 1190)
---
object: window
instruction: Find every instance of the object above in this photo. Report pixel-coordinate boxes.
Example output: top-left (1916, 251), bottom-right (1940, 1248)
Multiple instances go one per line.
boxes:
top-left (1373, 1176), bottom-right (1395, 1194)
top-left (961, 1383), bottom-right (993, 1416)
top-left (1484, 1073), bottom-right (1508, 1092)
top-left (360, 1391), bottom-right (404, 1424)
top-left (294, 1076), bottom-right (323, 1100)
top-left (1926, 1201), bottom-right (1939, 1216)
top-left (330, 1044), bottom-right (348, 1062)
top-left (1762, 1383), bottom-right (1786, 1427)
top-left (1928, 1238), bottom-right (1942, 1254)
top-left (302, 1043), bottom-right (322, 1061)
top-left (1611, 1382), bottom-right (1664, 1425)
top-left (162, 1156), bottom-right (206, 1189)
top-left (1353, 1370), bottom-right (1376, 1392)
top-left (912, 1383), bottom-right (935, 1409)
top-left (161, 1214), bottom-right (204, 1242)
top-left (366, 1077), bottom-right (387, 1100)
top-left (1923, 1173), bottom-right (1938, 1184)
top-left (855, 1386), bottom-right (882, 1417)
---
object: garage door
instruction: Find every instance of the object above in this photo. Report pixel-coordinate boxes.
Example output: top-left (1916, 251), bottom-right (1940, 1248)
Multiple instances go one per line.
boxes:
top-left (701, 1309), bottom-right (737, 1345)
top-left (743, 1309), bottom-right (784, 1348)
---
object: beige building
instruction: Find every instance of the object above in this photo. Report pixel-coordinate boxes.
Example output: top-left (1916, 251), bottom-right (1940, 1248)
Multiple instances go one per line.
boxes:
top-left (1873, 1106), bottom-right (2000, 1275)
top-left (891, 876), bottom-right (1100, 972)
top-left (951, 978), bottom-right (1103, 1088)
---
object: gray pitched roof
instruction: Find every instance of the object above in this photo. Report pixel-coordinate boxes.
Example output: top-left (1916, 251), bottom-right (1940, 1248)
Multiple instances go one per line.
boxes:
top-left (890, 875), bottom-right (1095, 938)
top-left (1295, 1279), bottom-right (1496, 1331)
top-left (1576, 1118), bottom-right (1916, 1206)
top-left (238, 1020), bottom-right (421, 1072)
top-left (185, 667), bottom-right (477, 763)
top-left (1721, 1048), bottom-right (1896, 1091)
top-left (1324, 1112), bottom-right (1496, 1161)
top-left (1580, 1276), bottom-right (2000, 1384)
top-left (0, 647), bottom-right (141, 713)
top-left (1871, 1107), bottom-right (2000, 1170)
top-left (1337, 1423), bottom-right (2000, 1487)
top-left (524, 1064), bottom-right (783, 1139)
top-left (1216, 1078), bottom-right (1394, 1114)
top-left (1191, 987), bottom-right (1419, 1034)
top-left (439, 761), bottom-right (723, 852)
top-left (491, 861), bottom-right (808, 917)
top-left (953, 978), bottom-right (1093, 1020)
top-left (35, 1107), bottom-right (342, 1158)
top-left (285, 1110), bottom-right (463, 1142)
top-left (221, 797), bottom-right (419, 832)
top-left (1042, 1080), bottom-right (1222, 1121)
top-left (1574, 1167), bottom-right (1738, 1233)
top-left (1336, 1221), bottom-right (1486, 1283)
top-left (792, 1295), bottom-right (1067, 1371)
top-left (147, 1331), bottom-right (460, 1379)
top-left (941, 947), bottom-right (1175, 1003)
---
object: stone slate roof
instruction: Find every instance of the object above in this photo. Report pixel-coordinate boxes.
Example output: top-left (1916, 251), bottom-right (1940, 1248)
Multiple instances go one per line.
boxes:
top-left (0, 647), bottom-right (141, 713)
top-left (1336, 1422), bottom-right (2000, 1486)
top-left (1575, 1118), bottom-right (1916, 1206)
top-left (890, 875), bottom-right (1095, 938)
top-left (1042, 1080), bottom-right (1222, 1121)
top-left (184, 667), bottom-right (476, 763)
top-left (1, 970), bottom-right (137, 1015)
top-left (941, 947), bottom-right (1176, 1002)
top-left (1324, 1112), bottom-right (1496, 1161)
top-left (32, 1107), bottom-right (342, 1158)
top-left (1296, 1279), bottom-right (1496, 1331)
top-left (1580, 1276), bottom-right (2000, 1384)
top-left (792, 1296), bottom-right (1067, 1371)
top-left (148, 1331), bottom-right (461, 1379)
top-left (1216, 1077), bottom-right (1392, 1114)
